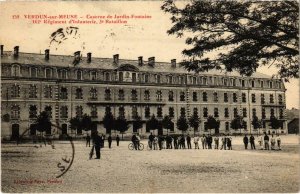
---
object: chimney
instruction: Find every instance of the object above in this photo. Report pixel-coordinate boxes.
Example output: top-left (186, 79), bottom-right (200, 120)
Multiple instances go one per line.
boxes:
top-left (45, 49), bottom-right (50, 61)
top-left (73, 51), bottom-right (81, 65)
top-left (148, 57), bottom-right (155, 67)
top-left (138, 56), bottom-right (143, 66)
top-left (87, 52), bottom-right (92, 63)
top-left (14, 46), bottom-right (19, 58)
top-left (171, 59), bottom-right (176, 68)
top-left (0, 45), bottom-right (3, 56)
top-left (113, 54), bottom-right (119, 65)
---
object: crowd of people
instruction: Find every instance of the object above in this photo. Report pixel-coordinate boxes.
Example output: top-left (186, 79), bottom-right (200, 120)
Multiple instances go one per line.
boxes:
top-left (243, 133), bottom-right (281, 150)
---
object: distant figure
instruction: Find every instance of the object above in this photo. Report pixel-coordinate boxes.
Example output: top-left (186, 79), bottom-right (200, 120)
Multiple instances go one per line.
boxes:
top-left (194, 135), bottom-right (200, 149)
top-left (131, 134), bottom-right (138, 150)
top-left (258, 135), bottom-right (263, 150)
top-left (220, 135), bottom-right (227, 150)
top-left (153, 136), bottom-right (158, 150)
top-left (227, 136), bottom-right (232, 150)
top-left (186, 134), bottom-right (192, 149)
top-left (207, 134), bottom-right (212, 149)
top-left (93, 131), bottom-right (102, 159)
top-left (270, 134), bottom-right (276, 150)
top-left (243, 134), bottom-right (249, 149)
top-left (148, 133), bottom-right (154, 150)
top-left (173, 136), bottom-right (178, 149)
top-left (214, 135), bottom-right (219, 149)
top-left (181, 135), bottom-right (186, 149)
top-left (276, 134), bottom-right (281, 150)
top-left (86, 134), bottom-right (91, 147)
top-left (108, 135), bottom-right (112, 149)
top-left (158, 135), bottom-right (163, 150)
top-left (116, 135), bottom-right (120, 146)
top-left (162, 137), bottom-right (166, 149)
top-left (136, 134), bottom-right (141, 150)
top-left (250, 134), bottom-right (255, 149)
top-left (264, 133), bottom-right (270, 150)
top-left (201, 135), bottom-right (206, 149)
top-left (102, 134), bottom-right (106, 148)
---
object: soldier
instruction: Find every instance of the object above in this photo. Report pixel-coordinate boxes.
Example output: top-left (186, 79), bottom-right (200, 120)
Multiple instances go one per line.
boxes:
top-left (86, 134), bottom-right (91, 147)
top-left (108, 135), bottom-right (112, 149)
top-left (250, 134), bottom-right (256, 149)
top-left (243, 134), bottom-right (249, 149)
top-left (116, 135), bottom-right (120, 146)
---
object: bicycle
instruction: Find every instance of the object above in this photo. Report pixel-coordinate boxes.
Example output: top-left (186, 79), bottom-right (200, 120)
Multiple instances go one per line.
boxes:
top-left (128, 142), bottom-right (144, 150)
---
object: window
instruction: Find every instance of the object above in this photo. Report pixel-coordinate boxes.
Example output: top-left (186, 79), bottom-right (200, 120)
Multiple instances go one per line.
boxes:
top-left (131, 89), bottom-right (138, 101)
top-left (119, 106), bottom-right (125, 119)
top-left (260, 80), bottom-right (264, 88)
top-left (44, 85), bottom-right (52, 98)
top-left (233, 93), bottom-right (237, 103)
top-left (45, 68), bottom-right (52, 78)
top-left (145, 106), bottom-right (150, 118)
top-left (241, 80), bottom-right (245, 87)
top-left (192, 77), bottom-right (197, 85)
top-left (243, 108), bottom-right (247, 117)
top-left (224, 93), bottom-right (228, 102)
top-left (233, 108), bottom-right (238, 118)
top-left (242, 93), bottom-right (246, 103)
top-left (76, 70), bottom-right (82, 80)
top-left (156, 90), bottom-right (162, 101)
top-left (75, 88), bottom-right (83, 99)
top-left (203, 92), bottom-right (207, 102)
top-left (29, 105), bottom-right (37, 119)
top-left (180, 107), bottom-right (186, 117)
top-left (132, 106), bottom-right (138, 119)
top-left (12, 65), bottom-right (20, 77)
top-left (29, 85), bottom-right (37, 98)
top-left (144, 74), bottom-right (149, 83)
top-left (60, 106), bottom-right (68, 119)
top-left (224, 108), bottom-right (229, 118)
top-left (279, 109), bottom-right (284, 119)
top-left (90, 71), bottom-right (97, 80)
top-left (252, 108), bottom-right (257, 118)
top-left (90, 88), bottom-right (97, 100)
top-left (278, 94), bottom-right (283, 104)
top-left (214, 108), bottom-right (219, 117)
top-left (132, 73), bottom-right (136, 83)
top-left (76, 106), bottom-right (83, 118)
top-left (30, 67), bottom-right (38, 78)
top-left (60, 87), bottom-right (68, 100)
top-left (269, 81), bottom-right (273, 88)
top-left (251, 80), bottom-right (255, 87)
top-left (119, 72), bottom-right (123, 82)
top-left (45, 106), bottom-right (52, 119)
top-left (225, 122), bottom-right (230, 131)
top-left (91, 105), bottom-right (97, 118)
top-left (232, 79), bottom-right (236, 87)
top-left (11, 84), bottom-right (20, 98)
top-left (169, 107), bottom-right (174, 118)
top-left (270, 94), bottom-right (274, 104)
top-left (11, 105), bottom-right (20, 119)
top-left (203, 107), bottom-right (208, 118)
top-left (261, 94), bottom-right (265, 104)
top-left (105, 88), bottom-right (111, 101)
top-left (270, 108), bottom-right (275, 118)
top-left (59, 69), bottom-right (68, 79)
top-left (213, 92), bottom-right (218, 102)
top-left (193, 92), bottom-right (197, 102)
top-left (105, 72), bottom-right (110, 81)
top-left (193, 108), bottom-right (198, 117)
top-left (179, 76), bottom-right (185, 85)
top-left (180, 91), bottom-right (185, 101)
top-left (251, 94), bottom-right (256, 103)
top-left (223, 78), bottom-right (228, 86)
top-left (203, 77), bottom-right (207, 85)
top-left (168, 75), bottom-right (173, 84)
top-left (168, 91), bottom-right (174, 101)
top-left (157, 106), bottom-right (163, 118)
top-left (262, 108), bottom-right (266, 119)
top-left (118, 89), bottom-right (125, 101)
top-left (105, 106), bottom-right (111, 114)
top-left (144, 90), bottom-right (150, 101)
top-left (156, 74), bottom-right (161, 84)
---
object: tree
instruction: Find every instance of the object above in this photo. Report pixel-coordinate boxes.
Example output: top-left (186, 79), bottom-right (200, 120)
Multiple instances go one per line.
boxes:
top-left (35, 111), bottom-right (52, 135)
top-left (81, 114), bottom-right (93, 133)
top-left (161, 1), bottom-right (299, 81)
top-left (133, 116), bottom-right (143, 134)
top-left (189, 114), bottom-right (200, 135)
top-left (206, 116), bottom-right (220, 135)
top-left (251, 116), bottom-right (262, 136)
top-left (230, 115), bottom-right (246, 134)
top-left (69, 116), bottom-right (82, 135)
top-left (115, 116), bottom-right (130, 140)
top-left (146, 114), bottom-right (159, 135)
top-left (269, 116), bottom-right (282, 134)
top-left (162, 115), bottom-right (173, 135)
top-left (176, 116), bottom-right (189, 134)
top-left (102, 112), bottom-right (115, 135)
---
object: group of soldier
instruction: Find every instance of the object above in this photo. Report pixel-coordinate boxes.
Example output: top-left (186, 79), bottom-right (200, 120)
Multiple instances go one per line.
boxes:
top-left (243, 132), bottom-right (282, 150)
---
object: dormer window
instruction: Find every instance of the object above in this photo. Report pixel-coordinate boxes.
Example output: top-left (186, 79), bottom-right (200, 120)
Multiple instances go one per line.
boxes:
top-left (30, 67), bottom-right (38, 78)
top-left (76, 70), bottom-right (82, 80)
top-left (11, 64), bottom-right (20, 77)
top-left (45, 68), bottom-right (52, 78)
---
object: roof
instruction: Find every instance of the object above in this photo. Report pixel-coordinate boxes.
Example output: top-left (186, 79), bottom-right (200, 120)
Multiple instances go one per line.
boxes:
top-left (1, 51), bottom-right (272, 79)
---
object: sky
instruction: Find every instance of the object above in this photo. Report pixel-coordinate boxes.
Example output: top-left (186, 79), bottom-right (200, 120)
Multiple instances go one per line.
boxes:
top-left (0, 1), bottom-right (298, 109)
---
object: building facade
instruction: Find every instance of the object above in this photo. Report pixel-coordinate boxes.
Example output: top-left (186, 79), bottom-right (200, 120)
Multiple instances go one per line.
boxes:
top-left (1, 45), bottom-right (287, 140)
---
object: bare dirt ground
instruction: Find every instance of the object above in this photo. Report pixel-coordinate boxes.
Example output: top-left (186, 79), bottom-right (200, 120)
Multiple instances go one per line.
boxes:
top-left (1, 135), bottom-right (300, 193)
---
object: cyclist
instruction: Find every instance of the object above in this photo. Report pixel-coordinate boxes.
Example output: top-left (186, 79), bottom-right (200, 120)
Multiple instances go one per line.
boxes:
top-left (131, 134), bottom-right (138, 150)
top-left (136, 134), bottom-right (141, 150)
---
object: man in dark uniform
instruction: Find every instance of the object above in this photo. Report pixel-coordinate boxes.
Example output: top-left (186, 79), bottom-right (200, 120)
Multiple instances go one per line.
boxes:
top-left (186, 134), bottom-right (192, 149)
top-left (108, 135), bottom-right (112, 149)
top-left (243, 134), bottom-right (249, 149)
top-left (86, 134), bottom-right (91, 147)
top-left (148, 132), bottom-right (154, 150)
top-left (93, 131), bottom-right (102, 159)
top-left (116, 135), bottom-right (120, 146)
top-left (173, 135), bottom-right (178, 149)
top-left (250, 134), bottom-right (256, 149)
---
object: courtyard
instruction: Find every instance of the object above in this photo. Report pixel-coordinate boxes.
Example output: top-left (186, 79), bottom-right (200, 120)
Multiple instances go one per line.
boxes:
top-left (1, 135), bottom-right (300, 193)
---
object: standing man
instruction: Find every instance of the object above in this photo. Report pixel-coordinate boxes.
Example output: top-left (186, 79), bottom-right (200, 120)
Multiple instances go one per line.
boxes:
top-left (86, 134), bottom-right (91, 147)
top-left (186, 134), bottom-right (192, 149)
top-left (214, 135), bottom-right (219, 149)
top-left (173, 135), bottom-right (178, 149)
top-left (131, 134), bottom-right (137, 150)
top-left (250, 134), bottom-right (256, 150)
top-left (93, 131), bottom-right (102, 159)
top-left (116, 135), bottom-right (120, 146)
top-left (194, 135), bottom-right (200, 149)
top-left (264, 132), bottom-right (270, 150)
top-left (207, 134), bottom-right (212, 149)
top-left (148, 132), bottom-right (154, 150)
top-left (243, 134), bottom-right (249, 149)
top-left (276, 134), bottom-right (281, 150)
top-left (201, 135), bottom-right (206, 149)
top-left (108, 134), bottom-right (112, 149)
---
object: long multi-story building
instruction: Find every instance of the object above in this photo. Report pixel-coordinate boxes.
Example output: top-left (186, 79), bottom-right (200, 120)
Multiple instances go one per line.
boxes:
top-left (1, 45), bottom-right (287, 140)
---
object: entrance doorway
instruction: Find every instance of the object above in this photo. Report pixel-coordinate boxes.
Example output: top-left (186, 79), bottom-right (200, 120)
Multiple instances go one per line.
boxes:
top-left (11, 124), bottom-right (20, 140)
